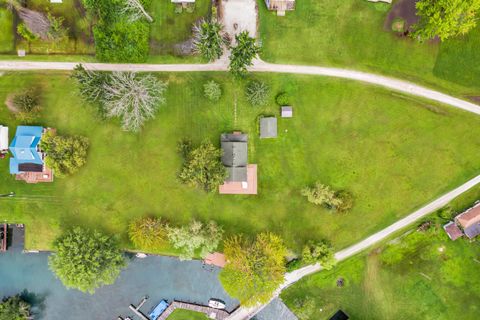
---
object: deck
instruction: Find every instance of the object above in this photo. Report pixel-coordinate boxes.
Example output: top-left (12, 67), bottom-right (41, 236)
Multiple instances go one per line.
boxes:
top-left (15, 167), bottom-right (54, 184)
top-left (219, 164), bottom-right (257, 195)
top-left (159, 301), bottom-right (230, 320)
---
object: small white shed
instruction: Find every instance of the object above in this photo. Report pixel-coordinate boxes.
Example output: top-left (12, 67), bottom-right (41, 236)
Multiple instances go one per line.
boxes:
top-left (0, 126), bottom-right (9, 151)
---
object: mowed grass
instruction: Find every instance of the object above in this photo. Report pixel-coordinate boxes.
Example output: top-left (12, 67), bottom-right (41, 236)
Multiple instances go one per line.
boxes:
top-left (281, 184), bottom-right (480, 320)
top-left (149, 0), bottom-right (210, 55)
top-left (257, 0), bottom-right (480, 94)
top-left (0, 72), bottom-right (480, 251)
top-left (168, 309), bottom-right (208, 320)
top-left (0, 8), bottom-right (14, 53)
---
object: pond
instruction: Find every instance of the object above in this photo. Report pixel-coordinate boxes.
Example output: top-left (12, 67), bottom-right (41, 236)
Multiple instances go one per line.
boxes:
top-left (0, 249), bottom-right (238, 320)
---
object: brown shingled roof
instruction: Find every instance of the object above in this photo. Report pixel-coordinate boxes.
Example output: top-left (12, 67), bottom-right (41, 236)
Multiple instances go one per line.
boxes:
top-left (455, 203), bottom-right (480, 229)
top-left (443, 222), bottom-right (463, 241)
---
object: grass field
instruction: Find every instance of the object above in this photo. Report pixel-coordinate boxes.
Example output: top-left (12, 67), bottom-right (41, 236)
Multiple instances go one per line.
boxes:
top-left (1, 72), bottom-right (480, 252)
top-left (281, 186), bottom-right (480, 319)
top-left (149, 0), bottom-right (210, 55)
top-left (167, 309), bottom-right (208, 320)
top-left (257, 0), bottom-right (480, 95)
top-left (0, 7), bottom-right (14, 53)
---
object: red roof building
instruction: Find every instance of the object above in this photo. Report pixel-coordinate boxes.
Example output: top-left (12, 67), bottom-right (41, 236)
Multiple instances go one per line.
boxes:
top-left (443, 221), bottom-right (463, 241)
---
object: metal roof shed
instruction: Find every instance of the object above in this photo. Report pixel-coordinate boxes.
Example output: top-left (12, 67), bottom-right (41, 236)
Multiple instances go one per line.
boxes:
top-left (260, 117), bottom-right (278, 139)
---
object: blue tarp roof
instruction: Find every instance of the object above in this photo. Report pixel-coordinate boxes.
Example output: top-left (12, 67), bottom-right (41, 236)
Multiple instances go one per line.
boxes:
top-left (149, 300), bottom-right (169, 320)
top-left (9, 126), bottom-right (44, 174)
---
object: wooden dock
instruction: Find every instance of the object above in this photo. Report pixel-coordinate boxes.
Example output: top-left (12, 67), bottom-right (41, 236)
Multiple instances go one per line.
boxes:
top-left (158, 301), bottom-right (230, 320)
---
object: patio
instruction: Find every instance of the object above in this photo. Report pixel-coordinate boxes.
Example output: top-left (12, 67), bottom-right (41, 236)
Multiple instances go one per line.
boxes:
top-left (15, 167), bottom-right (54, 184)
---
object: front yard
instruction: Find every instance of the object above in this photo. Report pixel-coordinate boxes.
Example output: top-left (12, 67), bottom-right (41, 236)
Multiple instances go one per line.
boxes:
top-left (1, 72), bottom-right (480, 253)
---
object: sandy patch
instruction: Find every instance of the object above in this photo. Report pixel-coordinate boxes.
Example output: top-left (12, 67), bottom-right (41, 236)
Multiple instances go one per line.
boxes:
top-left (220, 0), bottom-right (257, 42)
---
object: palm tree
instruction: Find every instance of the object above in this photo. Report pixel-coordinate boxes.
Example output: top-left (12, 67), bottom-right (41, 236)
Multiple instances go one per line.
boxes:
top-left (193, 20), bottom-right (227, 62)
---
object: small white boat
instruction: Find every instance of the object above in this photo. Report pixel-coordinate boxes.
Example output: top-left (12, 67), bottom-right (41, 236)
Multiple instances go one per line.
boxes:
top-left (135, 253), bottom-right (147, 258)
top-left (208, 299), bottom-right (226, 310)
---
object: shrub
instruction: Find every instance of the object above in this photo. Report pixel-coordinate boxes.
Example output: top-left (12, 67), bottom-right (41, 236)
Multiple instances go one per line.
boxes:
top-left (275, 92), bottom-right (290, 106)
top-left (336, 190), bottom-right (354, 213)
top-left (203, 80), bottom-right (222, 101)
top-left (166, 220), bottom-right (224, 260)
top-left (49, 227), bottom-right (126, 293)
top-left (178, 141), bottom-right (227, 192)
top-left (220, 233), bottom-right (287, 306)
top-left (245, 81), bottom-right (270, 106)
top-left (129, 217), bottom-right (168, 251)
top-left (301, 241), bottom-right (336, 269)
top-left (40, 132), bottom-right (89, 177)
top-left (17, 23), bottom-right (38, 42)
top-left (11, 88), bottom-right (41, 123)
top-left (392, 18), bottom-right (406, 33)
top-left (301, 182), bottom-right (341, 208)
top-left (0, 295), bottom-right (30, 320)
top-left (47, 13), bottom-right (68, 41)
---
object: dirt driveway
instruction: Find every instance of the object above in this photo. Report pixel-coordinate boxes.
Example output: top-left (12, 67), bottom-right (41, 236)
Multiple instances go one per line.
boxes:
top-left (220, 0), bottom-right (258, 42)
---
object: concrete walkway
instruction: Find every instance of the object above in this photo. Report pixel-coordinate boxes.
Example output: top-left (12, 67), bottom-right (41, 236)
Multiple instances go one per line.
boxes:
top-left (0, 59), bottom-right (479, 115)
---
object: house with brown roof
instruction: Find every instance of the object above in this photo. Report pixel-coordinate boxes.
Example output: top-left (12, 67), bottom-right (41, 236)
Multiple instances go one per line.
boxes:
top-left (264, 0), bottom-right (295, 16)
top-left (443, 221), bottom-right (463, 241)
top-left (455, 202), bottom-right (480, 239)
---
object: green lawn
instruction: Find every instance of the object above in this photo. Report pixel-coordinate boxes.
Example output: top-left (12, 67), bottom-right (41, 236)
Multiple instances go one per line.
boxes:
top-left (0, 8), bottom-right (14, 53)
top-left (149, 0), bottom-right (210, 55)
top-left (257, 0), bottom-right (480, 95)
top-left (167, 309), bottom-right (208, 320)
top-left (1, 72), bottom-right (480, 252)
top-left (281, 185), bottom-right (480, 320)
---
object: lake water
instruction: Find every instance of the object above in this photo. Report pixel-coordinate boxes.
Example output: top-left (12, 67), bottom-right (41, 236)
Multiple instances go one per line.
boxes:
top-left (0, 249), bottom-right (238, 320)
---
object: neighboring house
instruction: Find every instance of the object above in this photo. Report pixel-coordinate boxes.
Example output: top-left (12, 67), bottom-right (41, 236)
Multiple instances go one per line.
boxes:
top-left (260, 117), bottom-right (278, 139)
top-left (264, 0), bottom-right (296, 16)
top-left (252, 298), bottom-right (298, 320)
top-left (455, 203), bottom-right (480, 239)
top-left (9, 126), bottom-right (53, 183)
top-left (0, 125), bottom-right (8, 153)
top-left (219, 132), bottom-right (257, 194)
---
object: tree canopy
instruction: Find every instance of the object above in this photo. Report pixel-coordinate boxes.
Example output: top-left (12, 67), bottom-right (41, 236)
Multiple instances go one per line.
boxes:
top-left (412, 0), bottom-right (480, 41)
top-left (220, 233), bottom-right (287, 306)
top-left (166, 220), bottom-right (224, 260)
top-left (178, 140), bottom-right (227, 192)
top-left (229, 31), bottom-right (261, 76)
top-left (301, 241), bottom-right (336, 270)
top-left (301, 182), bottom-right (353, 212)
top-left (49, 227), bottom-right (126, 293)
top-left (193, 20), bottom-right (226, 62)
top-left (40, 132), bottom-right (89, 177)
top-left (129, 217), bottom-right (168, 251)
top-left (0, 296), bottom-right (30, 320)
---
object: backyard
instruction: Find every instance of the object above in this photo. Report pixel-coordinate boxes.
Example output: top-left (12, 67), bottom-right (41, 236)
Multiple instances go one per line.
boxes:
top-left (281, 186), bottom-right (480, 319)
top-left (257, 0), bottom-right (480, 95)
top-left (1, 71), bottom-right (480, 253)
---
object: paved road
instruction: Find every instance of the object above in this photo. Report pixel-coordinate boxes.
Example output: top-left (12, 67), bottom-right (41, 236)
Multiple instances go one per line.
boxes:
top-left (0, 59), bottom-right (479, 115)
top-left (227, 173), bottom-right (480, 320)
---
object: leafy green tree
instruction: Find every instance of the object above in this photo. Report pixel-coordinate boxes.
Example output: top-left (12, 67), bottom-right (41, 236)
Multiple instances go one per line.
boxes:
top-left (40, 132), bottom-right (89, 177)
top-left (0, 295), bottom-right (30, 320)
top-left (16, 23), bottom-right (38, 42)
top-left (412, 0), bottom-right (480, 41)
top-left (178, 141), bottom-right (227, 192)
top-left (301, 241), bottom-right (336, 269)
top-left (129, 217), bottom-right (168, 251)
top-left (204, 80), bottom-right (222, 101)
top-left (193, 20), bottom-right (226, 61)
top-left (275, 92), bottom-right (290, 106)
top-left (220, 233), bottom-right (287, 306)
top-left (245, 81), bottom-right (270, 106)
top-left (49, 227), bottom-right (126, 293)
top-left (229, 31), bottom-right (261, 76)
top-left (166, 220), bottom-right (224, 260)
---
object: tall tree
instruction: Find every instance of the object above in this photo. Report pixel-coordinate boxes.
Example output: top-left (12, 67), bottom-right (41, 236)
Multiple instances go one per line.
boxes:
top-left (193, 20), bottom-right (226, 61)
top-left (102, 72), bottom-right (168, 132)
top-left (129, 217), bottom-right (168, 251)
top-left (166, 220), bottom-right (224, 260)
top-left (220, 233), bottom-right (287, 306)
top-left (178, 141), bottom-right (227, 192)
top-left (49, 227), bottom-right (126, 293)
top-left (412, 0), bottom-right (480, 41)
top-left (229, 31), bottom-right (261, 76)
top-left (40, 132), bottom-right (89, 177)
top-left (0, 295), bottom-right (30, 320)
